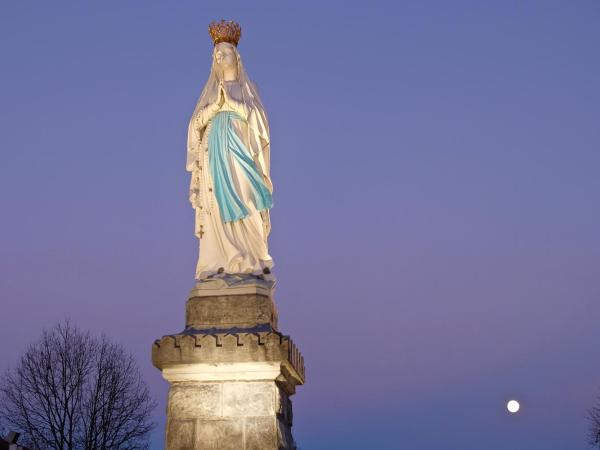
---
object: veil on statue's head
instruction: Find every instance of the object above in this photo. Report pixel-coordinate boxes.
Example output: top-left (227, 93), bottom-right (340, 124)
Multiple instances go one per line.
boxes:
top-left (192, 43), bottom-right (265, 121)
top-left (187, 43), bottom-right (271, 191)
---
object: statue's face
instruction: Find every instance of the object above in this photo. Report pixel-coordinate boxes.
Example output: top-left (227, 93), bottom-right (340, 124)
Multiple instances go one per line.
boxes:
top-left (214, 43), bottom-right (237, 72)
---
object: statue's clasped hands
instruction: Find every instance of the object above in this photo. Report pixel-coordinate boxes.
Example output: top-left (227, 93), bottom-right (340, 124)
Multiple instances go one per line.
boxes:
top-left (212, 82), bottom-right (228, 111)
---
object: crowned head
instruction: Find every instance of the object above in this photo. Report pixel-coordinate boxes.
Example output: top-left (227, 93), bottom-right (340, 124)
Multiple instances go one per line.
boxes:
top-left (208, 20), bottom-right (242, 47)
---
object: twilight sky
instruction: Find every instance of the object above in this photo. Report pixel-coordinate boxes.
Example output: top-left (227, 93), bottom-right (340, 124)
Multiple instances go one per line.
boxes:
top-left (1, 1), bottom-right (599, 449)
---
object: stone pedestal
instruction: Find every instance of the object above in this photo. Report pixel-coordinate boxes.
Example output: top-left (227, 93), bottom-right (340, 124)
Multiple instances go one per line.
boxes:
top-left (153, 276), bottom-right (305, 450)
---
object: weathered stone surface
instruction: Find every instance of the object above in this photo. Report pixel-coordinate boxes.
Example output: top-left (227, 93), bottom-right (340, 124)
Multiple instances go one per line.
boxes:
top-left (154, 289), bottom-right (303, 449)
top-left (161, 382), bottom-right (296, 449)
top-left (196, 419), bottom-right (243, 449)
top-left (276, 388), bottom-right (294, 426)
top-left (277, 417), bottom-right (296, 450)
top-left (168, 384), bottom-right (221, 419)
top-left (166, 420), bottom-right (194, 450)
top-left (222, 382), bottom-right (275, 417)
top-left (152, 332), bottom-right (305, 391)
top-left (245, 417), bottom-right (277, 450)
top-left (186, 293), bottom-right (278, 331)
top-left (189, 274), bottom-right (274, 298)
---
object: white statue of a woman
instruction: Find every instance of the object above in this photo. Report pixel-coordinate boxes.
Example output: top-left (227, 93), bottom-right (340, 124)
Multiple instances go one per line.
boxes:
top-left (186, 21), bottom-right (273, 280)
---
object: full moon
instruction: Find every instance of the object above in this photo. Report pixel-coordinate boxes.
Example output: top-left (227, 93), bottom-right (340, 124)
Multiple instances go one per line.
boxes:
top-left (507, 399), bottom-right (520, 413)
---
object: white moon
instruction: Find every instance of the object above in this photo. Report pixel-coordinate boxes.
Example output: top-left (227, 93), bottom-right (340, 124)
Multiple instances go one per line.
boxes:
top-left (507, 400), bottom-right (520, 413)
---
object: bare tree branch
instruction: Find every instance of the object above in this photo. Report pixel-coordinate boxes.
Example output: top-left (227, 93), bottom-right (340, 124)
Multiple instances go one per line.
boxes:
top-left (0, 321), bottom-right (156, 450)
top-left (589, 392), bottom-right (600, 448)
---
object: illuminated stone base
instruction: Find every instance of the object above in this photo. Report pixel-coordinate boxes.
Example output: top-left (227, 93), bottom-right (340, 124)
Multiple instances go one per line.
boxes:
top-left (152, 280), bottom-right (304, 450)
top-left (162, 364), bottom-right (295, 449)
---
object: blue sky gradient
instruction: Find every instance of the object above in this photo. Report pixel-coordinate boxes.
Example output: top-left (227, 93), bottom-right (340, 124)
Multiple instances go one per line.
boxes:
top-left (1, 2), bottom-right (599, 449)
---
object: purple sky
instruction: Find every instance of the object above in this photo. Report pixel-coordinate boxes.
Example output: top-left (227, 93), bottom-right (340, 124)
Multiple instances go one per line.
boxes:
top-left (1, 2), bottom-right (599, 449)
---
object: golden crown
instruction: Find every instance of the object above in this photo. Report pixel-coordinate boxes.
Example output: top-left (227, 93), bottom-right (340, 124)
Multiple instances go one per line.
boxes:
top-left (208, 20), bottom-right (242, 46)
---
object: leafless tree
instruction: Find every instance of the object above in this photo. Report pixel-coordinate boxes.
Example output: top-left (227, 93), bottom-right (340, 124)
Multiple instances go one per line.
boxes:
top-left (0, 321), bottom-right (156, 450)
top-left (588, 389), bottom-right (600, 449)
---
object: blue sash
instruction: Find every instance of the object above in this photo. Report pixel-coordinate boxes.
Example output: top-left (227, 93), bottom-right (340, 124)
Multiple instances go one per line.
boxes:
top-left (208, 111), bottom-right (273, 223)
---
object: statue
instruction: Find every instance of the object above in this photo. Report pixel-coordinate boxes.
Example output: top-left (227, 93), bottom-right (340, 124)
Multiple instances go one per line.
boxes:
top-left (186, 20), bottom-right (273, 280)
top-left (152, 24), bottom-right (304, 449)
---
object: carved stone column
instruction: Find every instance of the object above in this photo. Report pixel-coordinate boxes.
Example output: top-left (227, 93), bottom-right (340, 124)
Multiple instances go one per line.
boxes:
top-left (152, 277), bottom-right (305, 450)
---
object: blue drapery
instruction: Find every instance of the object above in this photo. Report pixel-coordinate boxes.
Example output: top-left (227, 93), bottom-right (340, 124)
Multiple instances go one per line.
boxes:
top-left (208, 111), bottom-right (273, 223)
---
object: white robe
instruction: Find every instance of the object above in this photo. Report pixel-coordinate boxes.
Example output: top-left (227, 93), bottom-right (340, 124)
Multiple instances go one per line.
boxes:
top-left (187, 84), bottom-right (273, 280)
